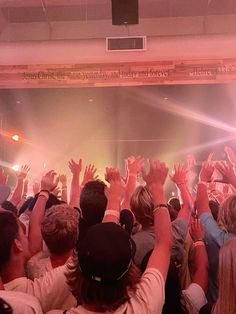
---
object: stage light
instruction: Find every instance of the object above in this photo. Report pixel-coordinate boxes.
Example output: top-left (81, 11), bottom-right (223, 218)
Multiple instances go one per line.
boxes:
top-left (12, 165), bottom-right (20, 171)
top-left (12, 134), bottom-right (19, 142)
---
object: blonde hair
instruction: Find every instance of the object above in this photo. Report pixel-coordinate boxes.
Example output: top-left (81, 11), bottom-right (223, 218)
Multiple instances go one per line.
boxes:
top-left (213, 237), bottom-right (236, 314)
top-left (130, 186), bottom-right (154, 227)
top-left (217, 195), bottom-right (236, 234)
top-left (41, 204), bottom-right (79, 255)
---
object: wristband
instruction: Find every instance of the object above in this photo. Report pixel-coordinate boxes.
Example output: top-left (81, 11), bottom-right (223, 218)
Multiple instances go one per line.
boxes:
top-left (38, 191), bottom-right (49, 200)
top-left (153, 204), bottom-right (168, 214)
top-left (193, 237), bottom-right (204, 243)
top-left (104, 209), bottom-right (120, 219)
top-left (193, 240), bottom-right (205, 248)
top-left (40, 189), bottom-right (50, 194)
top-left (198, 181), bottom-right (207, 186)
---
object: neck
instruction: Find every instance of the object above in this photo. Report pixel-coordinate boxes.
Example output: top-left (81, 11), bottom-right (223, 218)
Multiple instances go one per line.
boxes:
top-left (1, 260), bottom-right (25, 284)
top-left (50, 249), bottom-right (73, 268)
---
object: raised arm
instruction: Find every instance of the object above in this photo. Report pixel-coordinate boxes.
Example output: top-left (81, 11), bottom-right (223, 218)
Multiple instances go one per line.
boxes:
top-left (122, 156), bottom-right (144, 209)
top-left (68, 159), bottom-right (82, 208)
top-left (215, 160), bottom-right (236, 190)
top-left (189, 218), bottom-right (208, 294)
top-left (59, 174), bottom-right (68, 203)
top-left (142, 160), bottom-right (172, 281)
top-left (16, 179), bottom-right (29, 212)
top-left (28, 171), bottom-right (58, 255)
top-left (9, 165), bottom-right (30, 206)
top-left (170, 163), bottom-right (193, 221)
top-left (196, 161), bottom-right (214, 216)
top-left (81, 164), bottom-right (98, 188)
top-left (103, 167), bottom-right (124, 224)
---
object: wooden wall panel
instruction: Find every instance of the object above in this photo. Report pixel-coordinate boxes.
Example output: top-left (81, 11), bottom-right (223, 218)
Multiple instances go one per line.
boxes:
top-left (1, 59), bottom-right (236, 88)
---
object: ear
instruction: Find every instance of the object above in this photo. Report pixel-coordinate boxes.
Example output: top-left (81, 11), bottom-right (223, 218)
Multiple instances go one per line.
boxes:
top-left (13, 238), bottom-right (24, 253)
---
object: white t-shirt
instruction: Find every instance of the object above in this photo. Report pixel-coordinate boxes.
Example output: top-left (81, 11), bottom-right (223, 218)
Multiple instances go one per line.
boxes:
top-left (0, 290), bottom-right (43, 314)
top-left (27, 251), bottom-right (52, 279)
top-left (4, 265), bottom-right (77, 313)
top-left (181, 283), bottom-right (208, 314)
top-left (47, 268), bottom-right (165, 314)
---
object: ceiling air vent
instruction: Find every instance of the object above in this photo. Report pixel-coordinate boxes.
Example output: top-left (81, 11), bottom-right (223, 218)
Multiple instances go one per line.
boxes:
top-left (106, 36), bottom-right (146, 52)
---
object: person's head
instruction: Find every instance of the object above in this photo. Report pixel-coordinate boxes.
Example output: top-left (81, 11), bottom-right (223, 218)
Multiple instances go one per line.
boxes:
top-left (0, 211), bottom-right (30, 271)
top-left (168, 197), bottom-right (181, 212)
top-left (214, 237), bottom-right (236, 314)
top-left (79, 180), bottom-right (107, 226)
top-left (67, 222), bottom-right (140, 312)
top-left (41, 204), bottom-right (79, 255)
top-left (130, 185), bottom-right (154, 228)
top-left (79, 180), bottom-right (107, 241)
top-left (217, 195), bottom-right (236, 234)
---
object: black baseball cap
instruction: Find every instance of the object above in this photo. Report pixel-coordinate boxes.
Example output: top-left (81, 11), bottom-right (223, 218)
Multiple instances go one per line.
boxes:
top-left (77, 222), bottom-right (133, 283)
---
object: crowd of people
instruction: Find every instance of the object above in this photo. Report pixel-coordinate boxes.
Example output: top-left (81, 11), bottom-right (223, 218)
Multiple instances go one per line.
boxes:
top-left (0, 145), bottom-right (236, 314)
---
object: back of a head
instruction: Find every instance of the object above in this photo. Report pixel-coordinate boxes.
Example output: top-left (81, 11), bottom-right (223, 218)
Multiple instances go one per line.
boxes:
top-left (130, 185), bottom-right (154, 227)
top-left (0, 211), bottom-right (19, 271)
top-left (214, 237), bottom-right (236, 314)
top-left (79, 180), bottom-right (107, 241)
top-left (67, 222), bottom-right (140, 312)
top-left (168, 197), bottom-right (181, 212)
top-left (217, 194), bottom-right (236, 234)
top-left (41, 204), bottom-right (79, 255)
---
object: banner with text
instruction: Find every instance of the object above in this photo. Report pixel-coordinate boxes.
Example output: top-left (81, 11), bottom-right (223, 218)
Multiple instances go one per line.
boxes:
top-left (1, 59), bottom-right (236, 88)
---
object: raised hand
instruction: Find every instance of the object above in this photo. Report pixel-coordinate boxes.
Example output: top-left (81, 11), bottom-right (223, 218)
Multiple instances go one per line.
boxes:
top-left (142, 159), bottom-right (169, 187)
top-left (189, 217), bottom-right (204, 242)
top-left (214, 160), bottom-right (236, 185)
top-left (68, 159), bottom-right (82, 175)
top-left (127, 155), bottom-right (144, 175)
top-left (81, 164), bottom-right (98, 186)
top-left (0, 167), bottom-right (8, 185)
top-left (59, 174), bottom-right (67, 186)
top-left (16, 165), bottom-right (30, 180)
top-left (169, 163), bottom-right (188, 186)
top-left (41, 170), bottom-right (59, 192)
top-left (105, 167), bottom-right (125, 204)
top-left (224, 146), bottom-right (236, 167)
top-left (199, 161), bottom-right (214, 183)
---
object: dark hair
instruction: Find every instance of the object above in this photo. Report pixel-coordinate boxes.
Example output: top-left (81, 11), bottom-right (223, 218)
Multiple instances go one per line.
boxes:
top-left (18, 197), bottom-right (34, 216)
top-left (79, 180), bottom-right (107, 241)
top-left (28, 193), bottom-right (62, 211)
top-left (0, 211), bottom-right (19, 270)
top-left (168, 197), bottom-right (181, 212)
top-left (1, 201), bottom-right (17, 215)
top-left (67, 256), bottom-right (141, 312)
top-left (167, 204), bottom-right (178, 222)
top-left (209, 200), bottom-right (219, 221)
top-left (0, 298), bottom-right (13, 314)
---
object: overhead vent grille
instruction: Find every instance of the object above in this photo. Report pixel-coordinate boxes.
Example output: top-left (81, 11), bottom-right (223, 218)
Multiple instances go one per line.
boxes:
top-left (106, 36), bottom-right (146, 52)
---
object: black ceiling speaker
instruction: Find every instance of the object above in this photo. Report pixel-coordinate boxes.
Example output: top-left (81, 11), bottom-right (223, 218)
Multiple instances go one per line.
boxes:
top-left (111, 0), bottom-right (139, 25)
